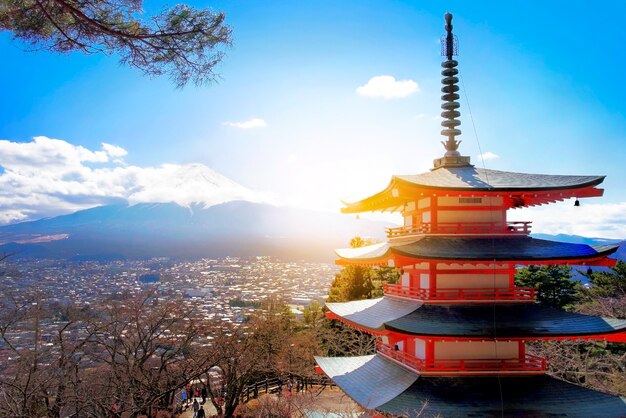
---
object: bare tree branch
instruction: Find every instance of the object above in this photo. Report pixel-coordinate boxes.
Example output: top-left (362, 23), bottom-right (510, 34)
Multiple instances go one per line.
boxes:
top-left (0, 0), bottom-right (232, 86)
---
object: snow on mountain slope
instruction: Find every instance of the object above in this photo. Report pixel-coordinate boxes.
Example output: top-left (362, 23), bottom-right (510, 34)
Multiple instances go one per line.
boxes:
top-left (127, 163), bottom-right (266, 208)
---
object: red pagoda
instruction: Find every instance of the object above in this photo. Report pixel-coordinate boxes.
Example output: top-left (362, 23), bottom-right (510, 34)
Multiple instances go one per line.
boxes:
top-left (315, 13), bottom-right (626, 417)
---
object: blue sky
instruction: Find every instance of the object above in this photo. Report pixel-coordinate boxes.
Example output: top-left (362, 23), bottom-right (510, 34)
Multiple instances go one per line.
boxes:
top-left (1, 1), bottom-right (625, 237)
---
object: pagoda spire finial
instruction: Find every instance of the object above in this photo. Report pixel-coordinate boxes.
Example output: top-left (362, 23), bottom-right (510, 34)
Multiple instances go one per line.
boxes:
top-left (434, 12), bottom-right (471, 169)
top-left (444, 12), bottom-right (456, 60)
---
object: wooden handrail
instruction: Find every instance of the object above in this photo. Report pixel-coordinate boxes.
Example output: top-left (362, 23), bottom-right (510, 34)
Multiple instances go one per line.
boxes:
top-left (376, 342), bottom-right (546, 374)
top-left (385, 221), bottom-right (532, 237)
top-left (384, 284), bottom-right (535, 302)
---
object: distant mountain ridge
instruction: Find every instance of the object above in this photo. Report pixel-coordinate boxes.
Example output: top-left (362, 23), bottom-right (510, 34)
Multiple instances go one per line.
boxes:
top-left (530, 233), bottom-right (622, 246)
top-left (0, 203), bottom-right (622, 262)
top-left (0, 201), bottom-right (389, 261)
top-left (531, 233), bottom-right (625, 262)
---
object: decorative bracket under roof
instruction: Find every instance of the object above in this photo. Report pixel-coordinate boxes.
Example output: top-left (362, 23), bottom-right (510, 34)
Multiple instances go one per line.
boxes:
top-left (434, 12), bottom-right (472, 169)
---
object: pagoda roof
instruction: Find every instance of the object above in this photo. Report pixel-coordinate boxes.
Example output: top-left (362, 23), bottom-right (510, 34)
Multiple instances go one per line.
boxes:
top-left (326, 297), bottom-right (421, 331)
top-left (386, 303), bottom-right (626, 338)
top-left (326, 297), bottom-right (626, 340)
top-left (398, 167), bottom-right (604, 191)
top-left (314, 355), bottom-right (418, 410)
top-left (341, 167), bottom-right (605, 213)
top-left (336, 236), bottom-right (619, 266)
top-left (315, 354), bottom-right (626, 417)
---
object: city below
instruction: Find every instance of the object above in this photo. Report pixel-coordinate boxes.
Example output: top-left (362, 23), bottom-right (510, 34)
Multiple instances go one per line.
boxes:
top-left (0, 256), bottom-right (336, 346)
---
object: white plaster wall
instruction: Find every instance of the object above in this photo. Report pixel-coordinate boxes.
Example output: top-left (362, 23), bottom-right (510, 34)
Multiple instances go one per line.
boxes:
top-left (417, 198), bottom-right (430, 209)
top-left (434, 341), bottom-right (518, 359)
top-left (422, 211), bottom-right (431, 223)
top-left (420, 273), bottom-right (430, 289)
top-left (414, 338), bottom-right (426, 359)
top-left (437, 274), bottom-right (509, 289)
top-left (406, 201), bottom-right (416, 211)
top-left (437, 196), bottom-right (504, 206)
top-left (438, 210), bottom-right (504, 224)
top-left (402, 272), bottom-right (410, 287)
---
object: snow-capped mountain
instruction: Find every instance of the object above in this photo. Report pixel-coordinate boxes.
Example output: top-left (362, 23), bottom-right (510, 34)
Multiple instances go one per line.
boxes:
top-left (0, 201), bottom-right (390, 261)
top-left (126, 163), bottom-right (266, 208)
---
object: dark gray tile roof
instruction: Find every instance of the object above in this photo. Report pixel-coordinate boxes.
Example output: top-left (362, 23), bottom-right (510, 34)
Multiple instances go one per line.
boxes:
top-left (314, 355), bottom-right (418, 409)
top-left (385, 303), bottom-right (626, 338)
top-left (317, 355), bottom-right (626, 417)
top-left (326, 297), bottom-right (421, 331)
top-left (336, 237), bottom-right (619, 262)
top-left (380, 374), bottom-right (626, 417)
top-left (396, 167), bottom-right (605, 191)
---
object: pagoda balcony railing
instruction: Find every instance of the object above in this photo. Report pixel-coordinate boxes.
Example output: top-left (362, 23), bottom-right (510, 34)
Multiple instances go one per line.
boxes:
top-left (383, 284), bottom-right (535, 302)
top-left (385, 221), bottom-right (532, 238)
top-left (376, 342), bottom-right (546, 375)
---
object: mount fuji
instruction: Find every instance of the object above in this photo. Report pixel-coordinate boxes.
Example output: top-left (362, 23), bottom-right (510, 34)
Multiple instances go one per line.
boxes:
top-left (124, 163), bottom-right (267, 208)
top-left (0, 164), bottom-right (388, 261)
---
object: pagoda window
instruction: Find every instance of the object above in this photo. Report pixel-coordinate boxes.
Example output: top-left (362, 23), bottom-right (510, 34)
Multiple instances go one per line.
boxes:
top-left (438, 196), bottom-right (503, 207)
top-left (417, 197), bottom-right (430, 209)
top-left (390, 339), bottom-right (404, 352)
top-left (414, 338), bottom-right (426, 359)
top-left (401, 271), bottom-right (410, 287)
top-left (459, 197), bottom-right (483, 204)
top-left (419, 272), bottom-right (430, 289)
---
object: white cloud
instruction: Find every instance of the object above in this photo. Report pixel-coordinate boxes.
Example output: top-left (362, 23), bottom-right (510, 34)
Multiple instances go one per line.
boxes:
top-left (356, 75), bottom-right (419, 99)
top-left (102, 142), bottom-right (128, 159)
top-left (0, 209), bottom-right (32, 224)
top-left (223, 118), bottom-right (267, 129)
top-left (0, 137), bottom-right (265, 224)
top-left (517, 201), bottom-right (626, 239)
top-left (477, 151), bottom-right (499, 161)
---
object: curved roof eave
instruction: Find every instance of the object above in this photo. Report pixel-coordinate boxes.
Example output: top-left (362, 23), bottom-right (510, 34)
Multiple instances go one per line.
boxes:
top-left (341, 170), bottom-right (606, 213)
top-left (335, 238), bottom-right (619, 264)
top-left (383, 303), bottom-right (626, 339)
top-left (326, 297), bottom-right (422, 332)
top-left (393, 166), bottom-right (606, 192)
top-left (379, 373), bottom-right (626, 417)
top-left (341, 178), bottom-right (400, 214)
top-left (325, 298), bottom-right (626, 339)
top-left (316, 355), bottom-right (626, 417)
top-left (314, 355), bottom-right (418, 410)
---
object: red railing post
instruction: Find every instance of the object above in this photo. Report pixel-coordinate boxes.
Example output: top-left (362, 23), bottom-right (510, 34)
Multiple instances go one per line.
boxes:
top-left (378, 342), bottom-right (546, 374)
top-left (384, 284), bottom-right (536, 302)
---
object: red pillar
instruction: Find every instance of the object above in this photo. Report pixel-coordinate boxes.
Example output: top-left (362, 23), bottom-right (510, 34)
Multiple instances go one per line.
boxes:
top-left (431, 194), bottom-right (438, 231)
top-left (426, 340), bottom-right (435, 364)
top-left (429, 261), bottom-right (437, 290)
top-left (509, 263), bottom-right (516, 287)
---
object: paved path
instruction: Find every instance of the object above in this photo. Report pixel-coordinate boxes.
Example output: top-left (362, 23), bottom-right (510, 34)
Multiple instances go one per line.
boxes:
top-left (179, 398), bottom-right (217, 418)
top-left (177, 387), bottom-right (361, 417)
